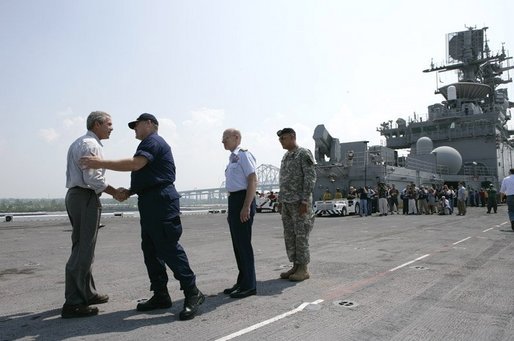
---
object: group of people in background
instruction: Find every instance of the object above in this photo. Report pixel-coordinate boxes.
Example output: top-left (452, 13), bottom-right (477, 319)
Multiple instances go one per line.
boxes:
top-left (321, 181), bottom-right (500, 217)
top-left (63, 111), bottom-right (317, 320)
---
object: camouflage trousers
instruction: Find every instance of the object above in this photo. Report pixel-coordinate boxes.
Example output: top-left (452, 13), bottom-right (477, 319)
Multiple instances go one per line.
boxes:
top-left (281, 202), bottom-right (315, 265)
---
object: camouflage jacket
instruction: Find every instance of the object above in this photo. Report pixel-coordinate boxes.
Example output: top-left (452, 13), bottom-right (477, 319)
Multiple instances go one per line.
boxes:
top-left (278, 147), bottom-right (316, 203)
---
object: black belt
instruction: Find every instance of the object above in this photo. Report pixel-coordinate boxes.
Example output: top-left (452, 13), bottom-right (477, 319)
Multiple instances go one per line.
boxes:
top-left (70, 186), bottom-right (94, 192)
top-left (228, 189), bottom-right (246, 195)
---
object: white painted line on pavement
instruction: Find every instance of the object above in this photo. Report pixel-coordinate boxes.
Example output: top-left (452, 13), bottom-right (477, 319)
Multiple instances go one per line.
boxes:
top-left (453, 237), bottom-right (471, 245)
top-left (389, 254), bottom-right (430, 272)
top-left (482, 227), bottom-right (493, 232)
top-left (214, 299), bottom-right (324, 341)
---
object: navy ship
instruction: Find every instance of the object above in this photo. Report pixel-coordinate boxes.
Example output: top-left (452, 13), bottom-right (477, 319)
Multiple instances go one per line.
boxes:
top-left (312, 26), bottom-right (513, 206)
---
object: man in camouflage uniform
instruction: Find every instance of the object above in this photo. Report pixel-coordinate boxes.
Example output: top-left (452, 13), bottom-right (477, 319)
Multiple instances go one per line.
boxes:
top-left (276, 128), bottom-right (316, 281)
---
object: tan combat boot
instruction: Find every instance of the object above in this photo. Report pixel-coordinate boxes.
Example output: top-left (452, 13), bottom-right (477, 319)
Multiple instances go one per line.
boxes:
top-left (279, 264), bottom-right (298, 279)
top-left (289, 264), bottom-right (310, 281)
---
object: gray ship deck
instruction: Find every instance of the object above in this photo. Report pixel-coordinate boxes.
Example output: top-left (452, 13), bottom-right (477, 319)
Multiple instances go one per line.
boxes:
top-left (2, 207), bottom-right (514, 340)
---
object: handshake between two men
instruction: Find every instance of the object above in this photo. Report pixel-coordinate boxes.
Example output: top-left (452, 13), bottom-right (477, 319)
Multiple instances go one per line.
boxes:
top-left (80, 155), bottom-right (132, 203)
top-left (112, 187), bottom-right (131, 202)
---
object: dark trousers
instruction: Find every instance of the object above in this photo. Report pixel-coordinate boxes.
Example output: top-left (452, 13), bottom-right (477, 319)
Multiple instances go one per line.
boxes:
top-left (507, 195), bottom-right (514, 222)
top-left (227, 190), bottom-right (256, 290)
top-left (487, 200), bottom-right (497, 213)
top-left (138, 190), bottom-right (196, 292)
top-left (389, 197), bottom-right (399, 212)
top-left (402, 198), bottom-right (409, 214)
top-left (64, 187), bottom-right (101, 305)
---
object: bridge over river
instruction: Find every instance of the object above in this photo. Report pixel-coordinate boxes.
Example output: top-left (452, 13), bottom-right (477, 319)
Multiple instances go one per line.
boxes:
top-left (178, 164), bottom-right (279, 205)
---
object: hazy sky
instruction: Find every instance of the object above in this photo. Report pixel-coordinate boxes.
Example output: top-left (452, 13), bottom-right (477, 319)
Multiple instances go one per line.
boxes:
top-left (1, 0), bottom-right (512, 198)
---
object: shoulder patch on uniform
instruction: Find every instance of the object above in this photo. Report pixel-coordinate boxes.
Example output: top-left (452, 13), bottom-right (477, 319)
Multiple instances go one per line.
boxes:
top-left (240, 148), bottom-right (248, 152)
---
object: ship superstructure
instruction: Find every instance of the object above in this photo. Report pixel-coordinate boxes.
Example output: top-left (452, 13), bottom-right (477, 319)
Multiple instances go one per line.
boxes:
top-left (378, 26), bottom-right (513, 187)
top-left (312, 27), bottom-right (513, 201)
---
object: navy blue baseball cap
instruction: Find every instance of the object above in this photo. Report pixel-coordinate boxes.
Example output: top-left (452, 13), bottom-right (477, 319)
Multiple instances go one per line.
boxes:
top-left (128, 113), bottom-right (159, 129)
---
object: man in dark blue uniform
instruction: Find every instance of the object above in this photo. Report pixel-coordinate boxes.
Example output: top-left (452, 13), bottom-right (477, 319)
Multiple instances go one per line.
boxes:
top-left (81, 113), bottom-right (204, 320)
top-left (222, 128), bottom-right (257, 298)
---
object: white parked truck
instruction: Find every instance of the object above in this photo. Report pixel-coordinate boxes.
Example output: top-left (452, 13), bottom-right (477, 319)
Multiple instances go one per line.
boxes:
top-left (256, 197), bottom-right (279, 213)
top-left (314, 199), bottom-right (360, 217)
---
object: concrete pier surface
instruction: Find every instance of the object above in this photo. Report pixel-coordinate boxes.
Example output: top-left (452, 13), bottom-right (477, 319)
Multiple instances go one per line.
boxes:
top-left (1, 207), bottom-right (514, 340)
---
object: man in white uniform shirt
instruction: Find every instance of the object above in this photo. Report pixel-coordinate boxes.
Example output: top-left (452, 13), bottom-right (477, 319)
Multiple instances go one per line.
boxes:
top-left (221, 128), bottom-right (258, 299)
top-left (500, 168), bottom-right (514, 231)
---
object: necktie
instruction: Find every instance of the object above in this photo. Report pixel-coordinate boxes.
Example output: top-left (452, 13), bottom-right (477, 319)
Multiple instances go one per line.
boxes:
top-left (230, 153), bottom-right (237, 163)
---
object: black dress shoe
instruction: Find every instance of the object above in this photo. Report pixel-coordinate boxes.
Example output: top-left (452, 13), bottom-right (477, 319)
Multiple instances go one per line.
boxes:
top-left (230, 288), bottom-right (256, 299)
top-left (223, 284), bottom-right (240, 295)
top-left (136, 292), bottom-right (172, 311)
top-left (88, 294), bottom-right (109, 305)
top-left (61, 304), bottom-right (99, 318)
top-left (179, 289), bottom-right (205, 320)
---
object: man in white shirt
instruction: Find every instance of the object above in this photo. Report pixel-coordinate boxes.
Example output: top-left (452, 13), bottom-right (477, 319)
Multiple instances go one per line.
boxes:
top-left (456, 182), bottom-right (467, 216)
top-left (500, 168), bottom-right (514, 231)
top-left (62, 111), bottom-right (123, 318)
top-left (222, 128), bottom-right (257, 298)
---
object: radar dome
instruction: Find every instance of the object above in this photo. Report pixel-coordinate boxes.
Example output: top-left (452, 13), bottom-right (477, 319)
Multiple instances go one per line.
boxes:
top-left (431, 146), bottom-right (462, 175)
top-left (416, 137), bottom-right (433, 155)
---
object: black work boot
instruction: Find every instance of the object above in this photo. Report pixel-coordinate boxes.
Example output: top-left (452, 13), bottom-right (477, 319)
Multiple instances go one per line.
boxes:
top-left (136, 289), bottom-right (172, 311)
top-left (179, 286), bottom-right (205, 320)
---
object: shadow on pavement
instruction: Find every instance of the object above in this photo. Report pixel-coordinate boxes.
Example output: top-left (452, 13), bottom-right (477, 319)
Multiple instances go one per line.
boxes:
top-left (1, 278), bottom-right (297, 340)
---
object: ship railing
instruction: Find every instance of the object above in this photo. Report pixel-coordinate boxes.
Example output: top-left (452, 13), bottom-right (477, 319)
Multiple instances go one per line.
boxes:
top-left (343, 150), bottom-right (451, 175)
top-left (462, 164), bottom-right (492, 177)
top-left (405, 157), bottom-right (450, 174)
top-left (411, 125), bottom-right (494, 141)
top-left (383, 120), bottom-right (496, 146)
